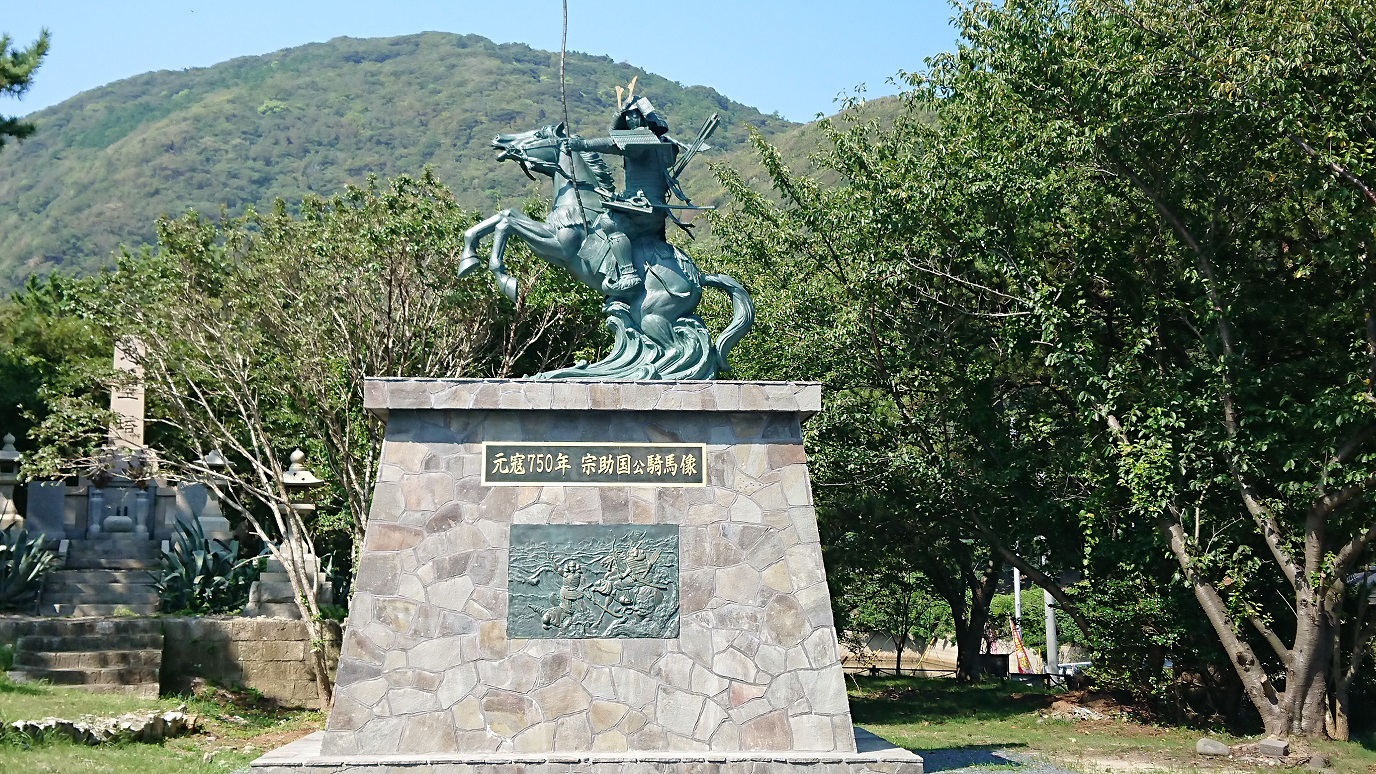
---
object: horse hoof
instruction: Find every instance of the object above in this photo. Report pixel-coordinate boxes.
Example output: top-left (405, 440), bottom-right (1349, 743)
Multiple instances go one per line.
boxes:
top-left (456, 253), bottom-right (481, 278)
top-left (498, 275), bottom-right (520, 302)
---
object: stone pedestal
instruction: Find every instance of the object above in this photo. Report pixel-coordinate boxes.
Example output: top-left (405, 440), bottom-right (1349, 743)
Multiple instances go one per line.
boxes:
top-left (251, 379), bottom-right (920, 773)
top-left (243, 552), bottom-right (333, 619)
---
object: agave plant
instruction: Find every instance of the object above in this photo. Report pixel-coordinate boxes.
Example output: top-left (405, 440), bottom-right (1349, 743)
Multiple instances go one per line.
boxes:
top-left (154, 517), bottom-right (263, 614)
top-left (0, 525), bottom-right (56, 612)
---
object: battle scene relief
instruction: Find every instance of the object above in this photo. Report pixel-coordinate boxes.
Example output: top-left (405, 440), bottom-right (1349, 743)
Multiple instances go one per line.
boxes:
top-left (508, 524), bottom-right (680, 638)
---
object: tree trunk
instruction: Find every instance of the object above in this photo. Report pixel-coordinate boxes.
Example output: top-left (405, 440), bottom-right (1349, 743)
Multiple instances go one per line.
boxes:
top-left (308, 626), bottom-right (334, 708)
top-left (952, 555), bottom-right (1002, 682)
top-left (921, 543), bottom-right (1002, 682)
top-left (1327, 582), bottom-right (1375, 742)
top-left (953, 618), bottom-right (985, 682)
top-left (1328, 678), bottom-right (1352, 741)
top-left (1159, 513), bottom-right (1294, 735)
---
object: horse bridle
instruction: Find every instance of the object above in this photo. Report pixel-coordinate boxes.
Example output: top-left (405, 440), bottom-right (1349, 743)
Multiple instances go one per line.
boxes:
top-left (497, 137), bottom-right (562, 182)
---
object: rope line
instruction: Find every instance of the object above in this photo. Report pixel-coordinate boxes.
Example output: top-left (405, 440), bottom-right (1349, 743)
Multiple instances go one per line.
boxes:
top-left (560, 0), bottom-right (589, 231)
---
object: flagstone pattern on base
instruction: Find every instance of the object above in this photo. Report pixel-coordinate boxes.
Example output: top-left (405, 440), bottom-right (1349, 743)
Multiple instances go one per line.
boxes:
top-left (254, 728), bottom-right (923, 774)
top-left (321, 380), bottom-right (855, 756)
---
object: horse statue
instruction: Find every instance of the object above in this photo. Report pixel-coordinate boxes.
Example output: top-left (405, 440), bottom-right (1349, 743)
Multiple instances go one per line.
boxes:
top-left (456, 122), bottom-right (754, 380)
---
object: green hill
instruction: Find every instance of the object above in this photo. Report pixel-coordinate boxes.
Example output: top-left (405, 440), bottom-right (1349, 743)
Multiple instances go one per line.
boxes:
top-left (0, 32), bottom-right (801, 289)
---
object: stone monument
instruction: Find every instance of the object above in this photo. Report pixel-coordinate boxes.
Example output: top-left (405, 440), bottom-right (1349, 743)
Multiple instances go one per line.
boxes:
top-left (252, 87), bottom-right (919, 773)
top-left (110, 337), bottom-right (147, 451)
top-left (252, 380), bottom-right (921, 773)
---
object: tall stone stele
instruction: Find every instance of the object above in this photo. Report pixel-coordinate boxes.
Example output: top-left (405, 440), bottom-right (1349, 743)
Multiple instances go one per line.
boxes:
top-left (252, 89), bottom-right (920, 774)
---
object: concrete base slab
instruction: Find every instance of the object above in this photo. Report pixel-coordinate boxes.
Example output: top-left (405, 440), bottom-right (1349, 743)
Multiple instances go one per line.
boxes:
top-left (251, 729), bottom-right (923, 773)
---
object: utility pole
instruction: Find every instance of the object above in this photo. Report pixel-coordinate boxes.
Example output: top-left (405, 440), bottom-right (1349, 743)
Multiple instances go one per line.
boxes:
top-left (1013, 567), bottom-right (1022, 622)
top-left (1044, 588), bottom-right (1059, 675)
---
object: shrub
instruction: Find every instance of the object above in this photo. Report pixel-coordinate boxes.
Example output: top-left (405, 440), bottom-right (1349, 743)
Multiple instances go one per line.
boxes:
top-left (0, 525), bottom-right (55, 612)
top-left (154, 518), bottom-right (262, 614)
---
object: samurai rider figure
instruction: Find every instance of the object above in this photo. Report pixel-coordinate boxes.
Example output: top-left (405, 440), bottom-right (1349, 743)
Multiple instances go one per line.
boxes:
top-left (566, 93), bottom-right (680, 293)
top-left (531, 559), bottom-right (590, 633)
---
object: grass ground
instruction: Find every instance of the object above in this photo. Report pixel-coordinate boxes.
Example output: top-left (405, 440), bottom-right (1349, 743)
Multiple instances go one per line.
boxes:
top-left (1, 673), bottom-right (1374, 773)
top-left (849, 675), bottom-right (1376, 774)
top-left (0, 675), bottom-right (322, 774)
top-left (0, 677), bottom-right (190, 720)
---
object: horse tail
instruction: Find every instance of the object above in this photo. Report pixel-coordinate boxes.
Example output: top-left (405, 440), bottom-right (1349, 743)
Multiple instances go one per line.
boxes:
top-left (702, 273), bottom-right (755, 374)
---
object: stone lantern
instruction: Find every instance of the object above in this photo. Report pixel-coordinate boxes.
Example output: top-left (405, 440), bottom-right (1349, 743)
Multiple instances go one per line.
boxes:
top-left (243, 448), bottom-right (332, 618)
top-left (278, 448), bottom-right (325, 549)
top-left (280, 448), bottom-right (325, 501)
top-left (193, 448), bottom-right (233, 541)
top-left (0, 433), bottom-right (23, 529)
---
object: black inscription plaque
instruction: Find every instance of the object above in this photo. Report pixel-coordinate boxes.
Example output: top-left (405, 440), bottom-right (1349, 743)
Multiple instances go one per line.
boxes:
top-left (508, 524), bottom-right (680, 638)
top-left (481, 442), bottom-right (706, 486)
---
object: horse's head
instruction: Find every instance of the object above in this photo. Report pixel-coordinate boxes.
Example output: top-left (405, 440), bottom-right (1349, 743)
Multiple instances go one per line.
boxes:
top-left (492, 123), bottom-right (567, 179)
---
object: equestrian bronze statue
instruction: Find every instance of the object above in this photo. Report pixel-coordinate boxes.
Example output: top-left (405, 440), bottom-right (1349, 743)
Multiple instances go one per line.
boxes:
top-left (456, 86), bottom-right (754, 380)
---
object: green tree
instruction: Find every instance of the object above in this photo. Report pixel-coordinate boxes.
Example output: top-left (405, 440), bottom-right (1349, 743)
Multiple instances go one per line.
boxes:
top-left (29, 173), bottom-right (601, 703)
top-left (710, 107), bottom-right (1093, 682)
top-left (713, 0), bottom-right (1376, 740)
top-left (0, 28), bottom-right (49, 149)
top-left (827, 500), bottom-right (954, 674)
top-left (0, 275), bottom-right (112, 451)
top-left (927, 0), bottom-right (1376, 739)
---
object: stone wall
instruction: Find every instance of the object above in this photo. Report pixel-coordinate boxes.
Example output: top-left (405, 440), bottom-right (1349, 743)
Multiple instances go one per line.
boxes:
top-left (324, 380), bottom-right (855, 757)
top-left (0, 615), bottom-right (340, 709)
top-left (162, 617), bottom-right (341, 708)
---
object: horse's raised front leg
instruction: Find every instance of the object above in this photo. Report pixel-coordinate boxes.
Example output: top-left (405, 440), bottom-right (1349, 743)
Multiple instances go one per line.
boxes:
top-left (488, 211), bottom-right (569, 302)
top-left (458, 212), bottom-right (505, 278)
top-left (486, 210), bottom-right (522, 302)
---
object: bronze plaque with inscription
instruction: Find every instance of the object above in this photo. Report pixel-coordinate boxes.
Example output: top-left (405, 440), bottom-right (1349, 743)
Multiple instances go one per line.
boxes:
top-left (508, 524), bottom-right (680, 638)
top-left (481, 442), bottom-right (706, 486)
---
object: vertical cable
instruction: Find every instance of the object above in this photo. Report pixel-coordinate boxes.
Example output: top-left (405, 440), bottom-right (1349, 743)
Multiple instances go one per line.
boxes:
top-left (560, 0), bottom-right (588, 230)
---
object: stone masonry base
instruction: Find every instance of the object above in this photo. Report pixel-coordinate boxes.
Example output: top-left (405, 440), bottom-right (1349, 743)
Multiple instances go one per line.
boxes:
top-left (251, 728), bottom-right (923, 773)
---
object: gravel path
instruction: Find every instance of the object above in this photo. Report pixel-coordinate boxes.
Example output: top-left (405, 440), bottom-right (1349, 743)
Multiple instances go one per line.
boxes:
top-left (919, 747), bottom-right (1081, 774)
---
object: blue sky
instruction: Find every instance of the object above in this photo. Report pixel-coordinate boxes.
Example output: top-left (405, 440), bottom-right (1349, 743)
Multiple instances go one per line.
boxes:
top-left (4, 1), bottom-right (957, 123)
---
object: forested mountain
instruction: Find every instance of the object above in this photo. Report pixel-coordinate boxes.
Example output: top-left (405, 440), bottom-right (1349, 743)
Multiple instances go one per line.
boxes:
top-left (0, 32), bottom-right (802, 289)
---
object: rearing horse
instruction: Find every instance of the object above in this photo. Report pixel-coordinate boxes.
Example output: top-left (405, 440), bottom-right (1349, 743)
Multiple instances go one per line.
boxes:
top-left (458, 123), bottom-right (754, 381)
top-left (456, 123), bottom-right (620, 301)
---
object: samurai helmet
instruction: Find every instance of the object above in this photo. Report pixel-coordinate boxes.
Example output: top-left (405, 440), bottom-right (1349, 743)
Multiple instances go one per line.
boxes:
top-left (614, 96), bottom-right (669, 137)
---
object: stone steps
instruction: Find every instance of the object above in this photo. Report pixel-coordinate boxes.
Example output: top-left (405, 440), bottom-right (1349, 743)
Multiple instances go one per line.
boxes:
top-left (41, 575), bottom-right (161, 616)
top-left (38, 602), bottom-right (160, 617)
top-left (41, 539), bottom-right (163, 616)
top-left (7, 618), bottom-right (163, 698)
top-left (18, 633), bottom-right (164, 651)
top-left (44, 581), bottom-right (158, 598)
top-left (252, 581), bottom-right (298, 598)
top-left (13, 648), bottom-right (161, 670)
top-left (243, 559), bottom-right (332, 620)
top-left (6, 668), bottom-right (161, 697)
top-left (13, 618), bottom-right (162, 638)
top-left (4, 673), bottom-right (159, 697)
top-left (247, 602), bottom-right (301, 618)
top-left (65, 537), bottom-right (160, 569)
top-left (60, 557), bottom-right (160, 570)
top-left (47, 569), bottom-right (156, 585)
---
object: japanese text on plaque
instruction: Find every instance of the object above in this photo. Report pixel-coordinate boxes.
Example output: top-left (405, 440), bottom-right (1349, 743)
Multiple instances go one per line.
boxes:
top-left (481, 443), bottom-right (706, 486)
